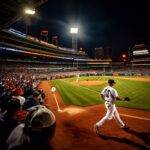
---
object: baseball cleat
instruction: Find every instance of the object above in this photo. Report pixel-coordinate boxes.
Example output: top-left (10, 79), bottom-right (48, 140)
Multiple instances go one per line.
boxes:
top-left (121, 124), bottom-right (129, 131)
top-left (94, 124), bottom-right (100, 135)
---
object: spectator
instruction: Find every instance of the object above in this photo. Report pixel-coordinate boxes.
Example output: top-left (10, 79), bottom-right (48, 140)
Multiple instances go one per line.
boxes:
top-left (12, 88), bottom-right (25, 107)
top-left (0, 87), bottom-right (12, 113)
top-left (23, 83), bottom-right (34, 99)
top-left (6, 105), bottom-right (56, 150)
top-left (23, 91), bottom-right (41, 110)
top-left (37, 88), bottom-right (46, 105)
top-left (0, 99), bottom-right (21, 149)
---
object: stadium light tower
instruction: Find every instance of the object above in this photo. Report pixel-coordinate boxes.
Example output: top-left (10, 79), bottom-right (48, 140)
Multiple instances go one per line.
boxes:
top-left (70, 27), bottom-right (78, 51)
top-left (24, 8), bottom-right (35, 35)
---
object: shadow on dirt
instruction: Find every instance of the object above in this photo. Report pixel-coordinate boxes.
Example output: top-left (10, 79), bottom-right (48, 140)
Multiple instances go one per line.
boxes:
top-left (124, 128), bottom-right (150, 145)
top-left (98, 128), bottom-right (150, 150)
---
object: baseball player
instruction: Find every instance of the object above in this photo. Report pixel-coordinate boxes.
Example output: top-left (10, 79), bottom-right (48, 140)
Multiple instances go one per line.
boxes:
top-left (94, 79), bottom-right (129, 135)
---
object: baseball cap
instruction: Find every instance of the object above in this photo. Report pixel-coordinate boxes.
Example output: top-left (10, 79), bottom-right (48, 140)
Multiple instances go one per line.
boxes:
top-left (13, 88), bottom-right (23, 96)
top-left (25, 105), bottom-right (56, 130)
top-left (108, 79), bottom-right (116, 84)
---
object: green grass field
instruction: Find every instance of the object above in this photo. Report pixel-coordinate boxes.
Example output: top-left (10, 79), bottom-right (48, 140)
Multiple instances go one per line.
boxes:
top-left (51, 76), bottom-right (150, 110)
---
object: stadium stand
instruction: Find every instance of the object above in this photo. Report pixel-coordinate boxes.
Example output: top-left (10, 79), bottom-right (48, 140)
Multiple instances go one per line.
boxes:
top-left (0, 72), bottom-right (50, 148)
top-left (0, 28), bottom-right (149, 77)
top-left (130, 44), bottom-right (150, 75)
top-left (0, 28), bottom-right (112, 75)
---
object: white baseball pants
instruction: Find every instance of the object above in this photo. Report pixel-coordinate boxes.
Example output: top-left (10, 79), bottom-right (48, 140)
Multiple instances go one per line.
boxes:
top-left (96, 101), bottom-right (125, 127)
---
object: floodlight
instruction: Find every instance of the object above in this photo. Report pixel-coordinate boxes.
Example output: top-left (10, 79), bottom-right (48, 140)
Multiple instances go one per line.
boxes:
top-left (24, 8), bottom-right (35, 15)
top-left (70, 27), bottom-right (78, 34)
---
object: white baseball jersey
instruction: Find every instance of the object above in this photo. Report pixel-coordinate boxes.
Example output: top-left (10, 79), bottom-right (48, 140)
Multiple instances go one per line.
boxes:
top-left (101, 86), bottom-right (119, 103)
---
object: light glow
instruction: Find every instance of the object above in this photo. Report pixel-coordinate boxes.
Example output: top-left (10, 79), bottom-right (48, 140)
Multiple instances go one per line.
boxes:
top-left (133, 50), bottom-right (149, 55)
top-left (122, 54), bottom-right (126, 58)
top-left (24, 8), bottom-right (35, 15)
top-left (8, 28), bottom-right (26, 38)
top-left (70, 27), bottom-right (78, 34)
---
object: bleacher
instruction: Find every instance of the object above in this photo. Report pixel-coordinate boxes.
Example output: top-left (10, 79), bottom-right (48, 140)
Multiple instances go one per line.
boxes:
top-left (0, 28), bottom-right (112, 73)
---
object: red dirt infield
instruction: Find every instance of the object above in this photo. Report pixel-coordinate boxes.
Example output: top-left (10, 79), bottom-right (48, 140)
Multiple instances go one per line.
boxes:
top-left (39, 81), bottom-right (150, 150)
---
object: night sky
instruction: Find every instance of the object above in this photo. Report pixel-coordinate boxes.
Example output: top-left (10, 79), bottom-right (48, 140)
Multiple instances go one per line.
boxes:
top-left (14, 0), bottom-right (150, 59)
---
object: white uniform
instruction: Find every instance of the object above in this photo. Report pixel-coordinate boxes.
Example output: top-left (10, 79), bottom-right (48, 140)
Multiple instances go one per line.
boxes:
top-left (96, 86), bottom-right (125, 128)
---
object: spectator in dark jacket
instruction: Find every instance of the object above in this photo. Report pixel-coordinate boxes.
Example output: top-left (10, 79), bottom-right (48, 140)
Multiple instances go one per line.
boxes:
top-left (0, 99), bottom-right (21, 149)
top-left (0, 88), bottom-right (12, 113)
top-left (23, 91), bottom-right (40, 110)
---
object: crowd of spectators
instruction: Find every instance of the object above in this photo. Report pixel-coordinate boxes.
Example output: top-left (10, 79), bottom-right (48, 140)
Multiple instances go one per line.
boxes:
top-left (0, 73), bottom-right (56, 150)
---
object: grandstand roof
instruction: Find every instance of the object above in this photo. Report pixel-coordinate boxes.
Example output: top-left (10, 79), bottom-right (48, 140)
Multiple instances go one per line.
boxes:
top-left (0, 0), bottom-right (47, 30)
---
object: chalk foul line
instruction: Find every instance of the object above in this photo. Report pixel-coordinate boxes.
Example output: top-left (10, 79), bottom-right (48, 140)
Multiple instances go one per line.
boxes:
top-left (120, 114), bottom-right (150, 121)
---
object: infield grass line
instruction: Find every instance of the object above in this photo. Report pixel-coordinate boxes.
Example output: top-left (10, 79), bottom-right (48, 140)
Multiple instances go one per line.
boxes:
top-left (52, 79), bottom-right (101, 105)
top-left (61, 79), bottom-right (100, 94)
